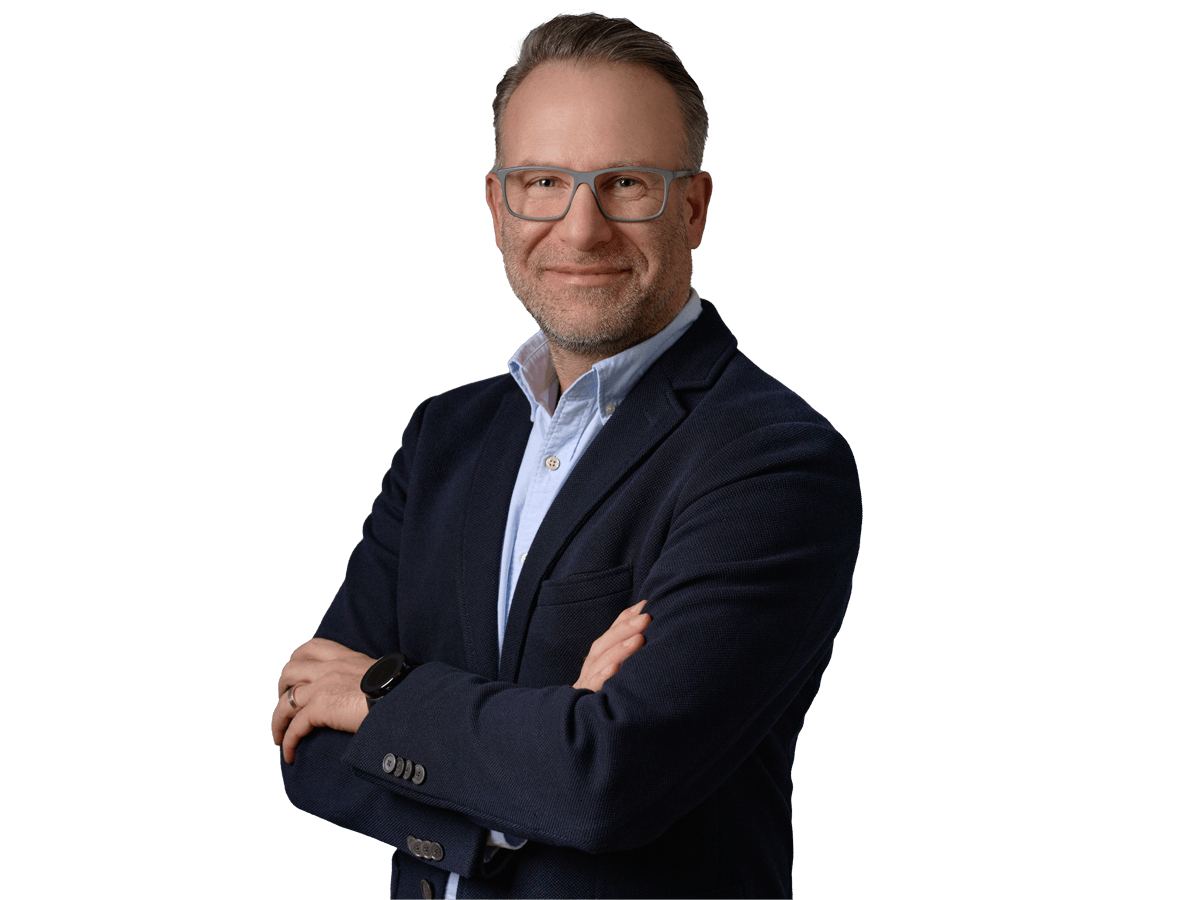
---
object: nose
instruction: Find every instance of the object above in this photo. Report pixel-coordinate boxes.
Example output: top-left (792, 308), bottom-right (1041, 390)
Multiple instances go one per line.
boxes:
top-left (555, 184), bottom-right (613, 251)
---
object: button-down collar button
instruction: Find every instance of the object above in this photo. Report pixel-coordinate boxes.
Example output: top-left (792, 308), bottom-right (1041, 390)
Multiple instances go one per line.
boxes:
top-left (412, 763), bottom-right (427, 785)
top-left (382, 753), bottom-right (397, 774)
top-left (604, 401), bottom-right (615, 415)
top-left (545, 455), bottom-right (560, 470)
top-left (401, 758), bottom-right (414, 780)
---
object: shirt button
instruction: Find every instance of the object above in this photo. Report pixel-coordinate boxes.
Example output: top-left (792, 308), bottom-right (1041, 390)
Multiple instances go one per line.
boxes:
top-left (604, 401), bottom-right (615, 415)
top-left (520, 552), bottom-right (527, 563)
top-left (545, 455), bottom-right (560, 470)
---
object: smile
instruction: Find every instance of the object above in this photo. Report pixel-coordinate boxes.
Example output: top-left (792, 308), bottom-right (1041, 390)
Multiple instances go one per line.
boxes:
top-left (544, 267), bottom-right (630, 285)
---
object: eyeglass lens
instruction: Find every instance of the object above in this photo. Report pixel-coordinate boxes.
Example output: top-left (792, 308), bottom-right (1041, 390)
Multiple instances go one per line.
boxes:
top-left (504, 169), bottom-right (668, 221)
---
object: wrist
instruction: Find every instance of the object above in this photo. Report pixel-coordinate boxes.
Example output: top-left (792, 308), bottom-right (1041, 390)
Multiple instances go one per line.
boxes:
top-left (360, 652), bottom-right (419, 709)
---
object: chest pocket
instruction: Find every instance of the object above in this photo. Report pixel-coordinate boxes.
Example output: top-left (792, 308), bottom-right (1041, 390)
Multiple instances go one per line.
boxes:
top-left (516, 565), bottom-right (635, 688)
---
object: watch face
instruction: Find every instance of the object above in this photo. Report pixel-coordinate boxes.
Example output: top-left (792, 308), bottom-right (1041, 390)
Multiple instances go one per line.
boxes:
top-left (362, 653), bottom-right (406, 696)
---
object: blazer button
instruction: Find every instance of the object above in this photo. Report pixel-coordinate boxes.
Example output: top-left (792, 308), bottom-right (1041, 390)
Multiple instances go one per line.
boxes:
top-left (382, 753), bottom-right (396, 774)
top-left (393, 758), bottom-right (408, 778)
top-left (406, 836), bottom-right (419, 855)
top-left (421, 879), bottom-right (434, 899)
top-left (411, 763), bottom-right (426, 785)
top-left (420, 840), bottom-right (433, 858)
top-left (430, 842), bottom-right (444, 862)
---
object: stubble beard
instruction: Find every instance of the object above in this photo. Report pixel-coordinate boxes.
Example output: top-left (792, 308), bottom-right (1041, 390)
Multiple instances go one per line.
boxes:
top-left (500, 208), bottom-right (692, 359)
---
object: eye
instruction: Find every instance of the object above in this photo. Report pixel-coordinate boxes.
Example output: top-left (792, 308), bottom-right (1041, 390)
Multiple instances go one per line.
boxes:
top-left (521, 172), bottom-right (567, 192)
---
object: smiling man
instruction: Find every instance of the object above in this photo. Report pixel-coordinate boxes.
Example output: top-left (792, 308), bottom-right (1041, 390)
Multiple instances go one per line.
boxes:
top-left (274, 14), bottom-right (861, 900)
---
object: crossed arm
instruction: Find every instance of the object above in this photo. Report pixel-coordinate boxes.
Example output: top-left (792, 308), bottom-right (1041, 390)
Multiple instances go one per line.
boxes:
top-left (272, 600), bottom-right (651, 763)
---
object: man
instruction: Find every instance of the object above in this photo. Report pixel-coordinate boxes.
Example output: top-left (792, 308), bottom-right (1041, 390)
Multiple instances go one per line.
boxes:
top-left (273, 13), bottom-right (861, 899)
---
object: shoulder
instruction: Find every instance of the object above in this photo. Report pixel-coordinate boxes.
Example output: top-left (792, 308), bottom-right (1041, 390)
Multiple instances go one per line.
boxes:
top-left (402, 372), bottom-right (522, 435)
top-left (668, 299), bottom-right (846, 441)
top-left (689, 340), bottom-right (853, 458)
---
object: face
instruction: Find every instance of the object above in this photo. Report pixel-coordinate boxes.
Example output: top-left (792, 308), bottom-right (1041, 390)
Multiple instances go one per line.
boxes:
top-left (487, 62), bottom-right (712, 359)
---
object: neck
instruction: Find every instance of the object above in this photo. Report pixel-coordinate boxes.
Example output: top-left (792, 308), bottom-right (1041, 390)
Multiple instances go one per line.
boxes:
top-left (547, 346), bottom-right (605, 395)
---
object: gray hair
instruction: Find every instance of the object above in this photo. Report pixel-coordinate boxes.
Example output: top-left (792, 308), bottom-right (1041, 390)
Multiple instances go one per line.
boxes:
top-left (493, 13), bottom-right (708, 171)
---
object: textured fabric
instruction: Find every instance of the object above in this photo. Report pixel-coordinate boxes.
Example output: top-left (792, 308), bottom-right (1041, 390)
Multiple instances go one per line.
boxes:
top-left (281, 301), bottom-right (862, 898)
top-left (456, 291), bottom-right (701, 896)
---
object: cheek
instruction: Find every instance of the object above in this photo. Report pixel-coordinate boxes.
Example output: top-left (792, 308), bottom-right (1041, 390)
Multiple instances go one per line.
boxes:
top-left (501, 219), bottom-right (553, 264)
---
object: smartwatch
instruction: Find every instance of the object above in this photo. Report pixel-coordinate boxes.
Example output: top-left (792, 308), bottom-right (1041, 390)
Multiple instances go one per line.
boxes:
top-left (360, 652), bottom-right (419, 709)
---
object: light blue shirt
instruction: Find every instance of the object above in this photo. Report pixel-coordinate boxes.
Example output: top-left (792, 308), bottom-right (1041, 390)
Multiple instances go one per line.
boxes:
top-left (444, 290), bottom-right (702, 899)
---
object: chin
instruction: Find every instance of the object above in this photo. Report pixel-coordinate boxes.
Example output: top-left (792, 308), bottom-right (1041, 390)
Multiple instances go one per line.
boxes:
top-left (531, 284), bottom-right (675, 356)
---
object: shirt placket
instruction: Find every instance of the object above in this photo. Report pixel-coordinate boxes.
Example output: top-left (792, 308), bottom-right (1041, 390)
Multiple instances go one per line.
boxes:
top-left (509, 394), bottom-right (589, 592)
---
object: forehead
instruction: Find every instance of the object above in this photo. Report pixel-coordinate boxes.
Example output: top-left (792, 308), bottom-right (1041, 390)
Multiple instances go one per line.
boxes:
top-left (500, 61), bottom-right (685, 169)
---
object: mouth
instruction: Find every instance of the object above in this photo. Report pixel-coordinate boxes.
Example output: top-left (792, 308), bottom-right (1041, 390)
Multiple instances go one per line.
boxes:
top-left (543, 266), bottom-right (630, 286)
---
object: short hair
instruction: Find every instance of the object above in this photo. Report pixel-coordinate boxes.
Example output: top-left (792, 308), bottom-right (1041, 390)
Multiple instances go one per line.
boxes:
top-left (492, 13), bottom-right (708, 171)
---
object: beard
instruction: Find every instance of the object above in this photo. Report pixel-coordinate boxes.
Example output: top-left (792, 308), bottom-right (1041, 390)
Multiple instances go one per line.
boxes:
top-left (500, 207), bottom-right (692, 358)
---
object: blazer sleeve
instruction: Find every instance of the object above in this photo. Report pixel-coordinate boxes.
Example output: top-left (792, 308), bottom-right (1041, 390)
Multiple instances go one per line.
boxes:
top-left (279, 398), bottom-right (501, 879)
top-left (340, 419), bottom-right (861, 854)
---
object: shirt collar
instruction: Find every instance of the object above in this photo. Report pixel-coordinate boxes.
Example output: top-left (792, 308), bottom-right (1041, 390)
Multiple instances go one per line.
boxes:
top-left (509, 290), bottom-right (703, 422)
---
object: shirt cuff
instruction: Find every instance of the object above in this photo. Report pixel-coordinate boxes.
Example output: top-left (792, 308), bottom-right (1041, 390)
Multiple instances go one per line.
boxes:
top-left (486, 829), bottom-right (528, 850)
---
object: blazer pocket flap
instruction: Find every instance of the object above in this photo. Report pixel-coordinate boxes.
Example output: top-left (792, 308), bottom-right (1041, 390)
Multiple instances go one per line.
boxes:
top-left (537, 564), bottom-right (634, 607)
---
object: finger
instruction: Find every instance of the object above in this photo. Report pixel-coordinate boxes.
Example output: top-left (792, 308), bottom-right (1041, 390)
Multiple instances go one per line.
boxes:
top-left (598, 632), bottom-right (646, 672)
top-left (609, 602), bottom-right (648, 628)
top-left (578, 633), bottom-right (646, 692)
top-left (281, 706), bottom-right (315, 764)
top-left (583, 624), bottom-right (648, 681)
top-left (278, 658), bottom-right (337, 697)
top-left (615, 599), bottom-right (647, 623)
top-left (601, 609), bottom-right (650, 646)
top-left (271, 684), bottom-right (304, 746)
top-left (281, 681), bottom-right (330, 762)
top-left (588, 611), bottom-right (651, 661)
top-left (281, 683), bottom-right (340, 763)
top-left (611, 611), bottom-right (651, 644)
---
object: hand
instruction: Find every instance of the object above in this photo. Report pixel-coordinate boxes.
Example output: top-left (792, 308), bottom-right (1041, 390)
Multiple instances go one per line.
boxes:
top-left (273, 638), bottom-right (376, 764)
top-left (573, 600), bottom-right (651, 692)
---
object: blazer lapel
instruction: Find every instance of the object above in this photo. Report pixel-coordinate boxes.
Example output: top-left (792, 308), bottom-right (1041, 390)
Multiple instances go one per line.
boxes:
top-left (458, 387), bottom-right (531, 681)
top-left (498, 302), bottom-right (738, 683)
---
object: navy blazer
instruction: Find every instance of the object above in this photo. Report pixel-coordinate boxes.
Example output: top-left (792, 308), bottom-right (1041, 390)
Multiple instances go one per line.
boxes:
top-left (282, 301), bottom-right (861, 899)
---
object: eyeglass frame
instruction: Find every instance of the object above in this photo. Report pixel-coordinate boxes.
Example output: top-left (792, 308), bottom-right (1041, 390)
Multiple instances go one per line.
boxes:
top-left (489, 165), bottom-right (698, 223)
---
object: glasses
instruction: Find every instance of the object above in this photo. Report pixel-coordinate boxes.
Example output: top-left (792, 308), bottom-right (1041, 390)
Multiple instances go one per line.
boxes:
top-left (491, 166), bottom-right (696, 222)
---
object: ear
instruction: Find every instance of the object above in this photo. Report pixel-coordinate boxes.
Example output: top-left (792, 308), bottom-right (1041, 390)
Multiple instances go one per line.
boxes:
top-left (485, 173), bottom-right (505, 250)
top-left (683, 172), bottom-right (713, 250)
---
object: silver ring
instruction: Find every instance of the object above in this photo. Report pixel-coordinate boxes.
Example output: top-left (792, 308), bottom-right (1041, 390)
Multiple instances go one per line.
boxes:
top-left (287, 685), bottom-right (298, 710)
